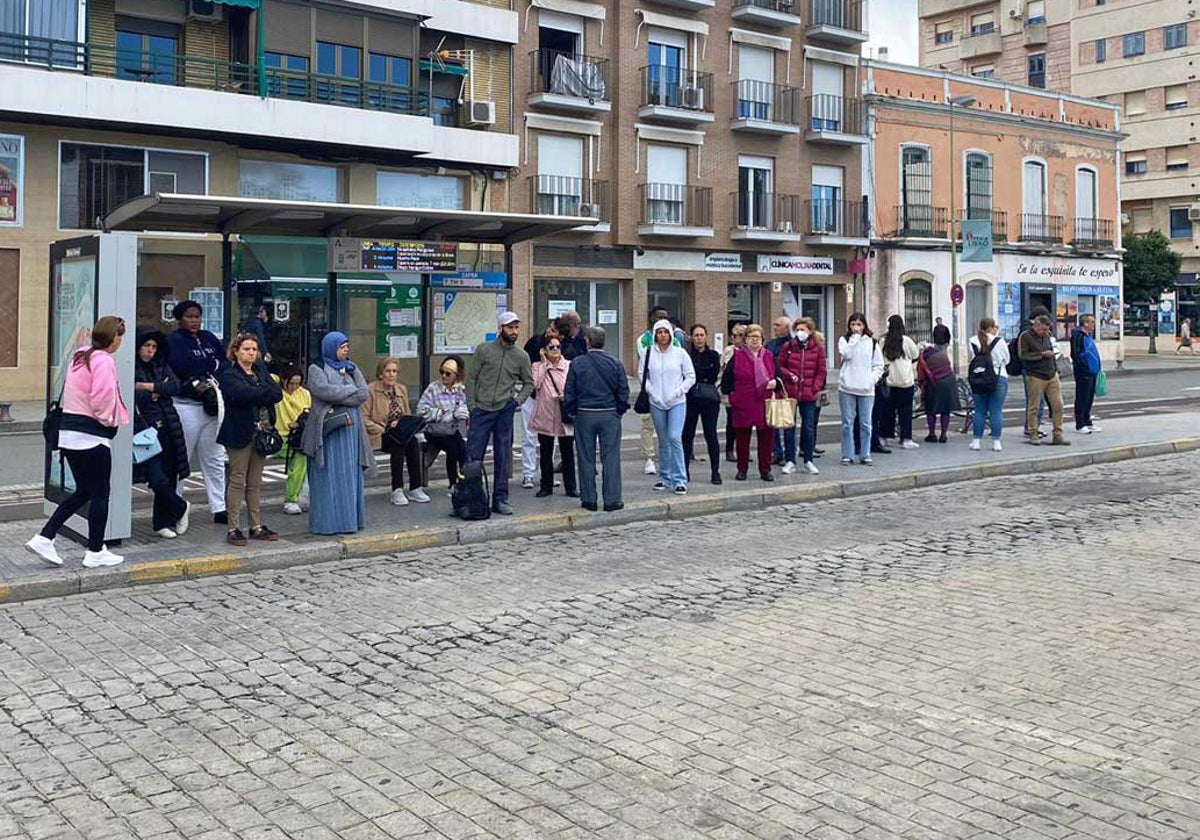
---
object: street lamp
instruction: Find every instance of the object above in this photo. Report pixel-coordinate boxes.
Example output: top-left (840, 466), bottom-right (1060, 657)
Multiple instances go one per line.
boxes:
top-left (948, 93), bottom-right (977, 373)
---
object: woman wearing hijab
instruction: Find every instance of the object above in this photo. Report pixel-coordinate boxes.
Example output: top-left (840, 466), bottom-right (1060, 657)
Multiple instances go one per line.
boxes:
top-left (719, 323), bottom-right (778, 482)
top-left (132, 327), bottom-right (190, 538)
top-left (301, 332), bottom-right (374, 535)
top-left (641, 318), bottom-right (696, 494)
top-left (165, 299), bottom-right (229, 523)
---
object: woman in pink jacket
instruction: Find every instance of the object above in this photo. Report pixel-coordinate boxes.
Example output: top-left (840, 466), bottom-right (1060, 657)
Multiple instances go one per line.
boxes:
top-left (27, 316), bottom-right (130, 569)
top-left (528, 337), bottom-right (577, 498)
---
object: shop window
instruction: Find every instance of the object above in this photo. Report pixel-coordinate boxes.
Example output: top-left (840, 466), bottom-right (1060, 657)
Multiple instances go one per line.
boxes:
top-left (903, 278), bottom-right (933, 341)
top-left (377, 171), bottom-right (466, 209)
top-left (59, 143), bottom-right (207, 229)
top-left (238, 160), bottom-right (340, 202)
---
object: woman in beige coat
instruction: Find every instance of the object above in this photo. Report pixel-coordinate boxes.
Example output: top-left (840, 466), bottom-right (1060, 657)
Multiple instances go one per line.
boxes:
top-left (364, 358), bottom-right (429, 505)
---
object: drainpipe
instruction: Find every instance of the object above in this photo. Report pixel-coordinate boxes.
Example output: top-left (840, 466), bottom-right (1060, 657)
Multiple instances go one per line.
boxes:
top-left (256, 6), bottom-right (266, 98)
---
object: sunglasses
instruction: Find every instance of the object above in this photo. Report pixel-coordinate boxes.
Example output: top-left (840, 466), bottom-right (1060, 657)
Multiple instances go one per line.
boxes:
top-left (546, 344), bottom-right (562, 350)
top-left (440, 369), bottom-right (456, 376)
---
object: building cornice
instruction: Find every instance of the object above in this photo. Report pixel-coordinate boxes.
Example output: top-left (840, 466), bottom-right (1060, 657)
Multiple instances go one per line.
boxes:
top-left (865, 95), bottom-right (1125, 144)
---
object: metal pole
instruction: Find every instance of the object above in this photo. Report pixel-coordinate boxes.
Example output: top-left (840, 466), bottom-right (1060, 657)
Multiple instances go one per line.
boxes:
top-left (221, 234), bottom-right (234, 341)
top-left (949, 102), bottom-right (960, 372)
top-left (326, 271), bottom-right (338, 332)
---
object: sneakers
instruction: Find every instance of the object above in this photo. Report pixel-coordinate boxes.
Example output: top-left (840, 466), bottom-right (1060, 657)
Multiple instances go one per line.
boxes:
top-left (25, 534), bottom-right (63, 567)
top-left (1089, 425), bottom-right (1102, 433)
top-left (841, 457), bottom-right (853, 466)
top-left (900, 439), bottom-right (920, 449)
top-left (520, 476), bottom-right (535, 489)
top-left (781, 461), bottom-right (796, 475)
top-left (1076, 426), bottom-right (1093, 435)
top-left (644, 459), bottom-right (657, 475)
top-left (969, 439), bottom-right (981, 451)
top-left (82, 546), bottom-right (123, 568)
top-left (250, 526), bottom-right (279, 541)
top-left (652, 481), bottom-right (667, 491)
top-left (992, 439), bottom-right (1003, 452)
top-left (154, 528), bottom-right (178, 539)
top-left (861, 458), bottom-right (874, 466)
top-left (176, 501), bottom-right (190, 536)
top-left (803, 461), bottom-right (820, 475)
top-left (283, 502), bottom-right (303, 515)
top-left (227, 529), bottom-right (248, 547)
top-left (390, 488), bottom-right (409, 506)
top-left (674, 485), bottom-right (687, 495)
top-left (408, 487), bottom-right (431, 503)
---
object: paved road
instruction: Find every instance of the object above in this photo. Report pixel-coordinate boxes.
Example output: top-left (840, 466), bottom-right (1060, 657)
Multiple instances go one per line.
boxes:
top-left (1, 452), bottom-right (1198, 840)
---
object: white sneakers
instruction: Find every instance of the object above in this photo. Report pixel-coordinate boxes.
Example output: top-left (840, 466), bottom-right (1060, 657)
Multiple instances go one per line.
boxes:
top-left (992, 439), bottom-right (1003, 452)
top-left (644, 459), bottom-right (657, 475)
top-left (521, 476), bottom-right (535, 489)
top-left (155, 528), bottom-right (178, 539)
top-left (390, 488), bottom-right (409, 506)
top-left (781, 461), bottom-right (796, 475)
top-left (971, 438), bottom-right (1005, 451)
top-left (900, 439), bottom-right (920, 449)
top-left (969, 439), bottom-right (982, 451)
top-left (82, 546), bottom-right (123, 568)
top-left (803, 461), bottom-right (820, 475)
top-left (408, 487), bottom-right (431, 503)
top-left (283, 502), bottom-right (303, 515)
top-left (25, 534), bottom-right (62, 567)
top-left (392, 488), bottom-right (431, 505)
top-left (176, 501), bottom-right (190, 535)
top-left (1087, 425), bottom-right (1102, 433)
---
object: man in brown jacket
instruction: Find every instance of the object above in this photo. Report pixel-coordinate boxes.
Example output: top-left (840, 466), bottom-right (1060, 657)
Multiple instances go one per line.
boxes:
top-left (1018, 315), bottom-right (1070, 446)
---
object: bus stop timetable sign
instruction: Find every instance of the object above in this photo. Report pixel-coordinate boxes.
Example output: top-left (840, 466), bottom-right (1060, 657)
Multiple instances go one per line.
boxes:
top-left (328, 238), bottom-right (458, 273)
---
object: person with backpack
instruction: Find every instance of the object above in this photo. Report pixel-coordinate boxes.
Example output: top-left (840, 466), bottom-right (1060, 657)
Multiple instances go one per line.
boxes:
top-left (967, 317), bottom-right (1010, 451)
top-left (836, 313), bottom-right (885, 465)
top-left (1019, 315), bottom-right (1071, 446)
top-left (1070, 314), bottom-right (1103, 434)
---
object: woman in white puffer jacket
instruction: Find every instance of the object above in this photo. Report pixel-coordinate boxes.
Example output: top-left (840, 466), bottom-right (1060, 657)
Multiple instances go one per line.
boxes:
top-left (640, 319), bottom-right (696, 494)
top-left (836, 312), bottom-right (885, 466)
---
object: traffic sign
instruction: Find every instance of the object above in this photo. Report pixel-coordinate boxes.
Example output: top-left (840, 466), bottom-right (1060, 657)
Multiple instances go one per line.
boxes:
top-left (951, 283), bottom-right (964, 306)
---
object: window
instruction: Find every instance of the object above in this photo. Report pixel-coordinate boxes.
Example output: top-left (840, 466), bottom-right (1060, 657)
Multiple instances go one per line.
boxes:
top-left (1170, 207), bottom-right (1192, 239)
top-left (934, 23), bottom-right (953, 45)
top-left (316, 41), bottom-right (362, 106)
top-left (1125, 90), bottom-right (1146, 115)
top-left (1095, 39), bottom-right (1106, 63)
top-left (645, 144), bottom-right (687, 224)
top-left (738, 46), bottom-right (775, 121)
top-left (1123, 32), bottom-right (1145, 57)
top-left (1165, 84), bottom-right (1188, 111)
top-left (738, 155), bottom-right (773, 229)
top-left (1167, 147), bottom-right (1189, 172)
top-left (1025, 1), bottom-right (1045, 25)
top-left (1124, 157), bottom-right (1147, 175)
top-left (1165, 23), bottom-right (1188, 50)
top-left (115, 17), bottom-right (179, 85)
top-left (377, 172), bottom-right (466, 210)
top-left (536, 134), bottom-right (584, 216)
top-left (900, 145), bottom-right (932, 233)
top-left (238, 160), bottom-right (340, 202)
top-left (264, 52), bottom-right (309, 99)
top-left (971, 64), bottom-right (995, 79)
top-left (965, 152), bottom-right (992, 220)
top-left (59, 143), bottom-right (206, 229)
top-left (1027, 53), bottom-right (1046, 88)
top-left (969, 12), bottom-right (995, 35)
top-left (809, 61), bottom-right (843, 129)
top-left (647, 31), bottom-right (687, 108)
top-left (1075, 167), bottom-right (1098, 240)
top-left (902, 278), bottom-right (933, 340)
top-left (0, 0), bottom-right (79, 66)
top-left (811, 164), bottom-right (843, 233)
top-left (367, 53), bottom-right (413, 112)
top-left (1022, 159), bottom-right (1047, 237)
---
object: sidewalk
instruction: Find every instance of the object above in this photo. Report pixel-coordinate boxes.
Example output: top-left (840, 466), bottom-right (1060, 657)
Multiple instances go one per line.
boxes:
top-left (2, 409), bottom-right (1197, 605)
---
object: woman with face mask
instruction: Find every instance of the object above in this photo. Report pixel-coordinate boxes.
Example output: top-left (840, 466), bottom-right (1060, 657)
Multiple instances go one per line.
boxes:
top-left (968, 317), bottom-right (1011, 451)
top-left (837, 313), bottom-right (885, 465)
top-left (776, 317), bottom-right (827, 475)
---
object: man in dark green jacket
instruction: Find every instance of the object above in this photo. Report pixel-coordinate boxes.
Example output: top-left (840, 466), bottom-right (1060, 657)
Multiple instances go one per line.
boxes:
top-left (466, 312), bottom-right (534, 515)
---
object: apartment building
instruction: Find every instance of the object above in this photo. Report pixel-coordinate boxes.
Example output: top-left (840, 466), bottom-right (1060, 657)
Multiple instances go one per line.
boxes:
top-left (0, 0), bottom-right (519, 400)
top-left (864, 60), bottom-right (1123, 360)
top-left (509, 0), bottom-right (871, 368)
top-left (918, 0), bottom-right (1200, 332)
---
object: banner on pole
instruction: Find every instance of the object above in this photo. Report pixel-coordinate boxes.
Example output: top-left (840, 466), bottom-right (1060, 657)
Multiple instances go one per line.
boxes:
top-left (960, 219), bottom-right (993, 263)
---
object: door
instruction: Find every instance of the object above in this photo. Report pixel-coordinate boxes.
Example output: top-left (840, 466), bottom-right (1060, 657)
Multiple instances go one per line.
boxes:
top-left (648, 32), bottom-right (686, 107)
top-left (783, 284), bottom-right (833, 367)
top-left (1075, 168), bottom-right (1098, 240)
top-left (538, 10), bottom-right (583, 93)
top-left (646, 144), bottom-right (687, 224)
top-left (537, 133), bottom-right (584, 216)
top-left (811, 61), bottom-right (843, 130)
top-left (738, 46), bottom-right (774, 119)
top-left (1023, 160), bottom-right (1047, 237)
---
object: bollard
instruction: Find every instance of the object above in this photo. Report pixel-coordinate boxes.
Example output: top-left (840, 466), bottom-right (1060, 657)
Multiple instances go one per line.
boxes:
top-left (0, 403), bottom-right (11, 423)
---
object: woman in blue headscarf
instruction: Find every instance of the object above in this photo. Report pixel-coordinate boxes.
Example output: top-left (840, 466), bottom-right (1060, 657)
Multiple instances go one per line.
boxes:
top-left (301, 331), bottom-right (374, 534)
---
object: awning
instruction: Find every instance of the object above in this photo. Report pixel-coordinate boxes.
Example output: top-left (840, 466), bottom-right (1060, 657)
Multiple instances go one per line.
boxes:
top-left (637, 9), bottom-right (708, 36)
top-left (102, 194), bottom-right (598, 245)
top-left (212, 0), bottom-right (260, 7)
top-left (530, 0), bottom-right (605, 20)
top-left (420, 59), bottom-right (470, 77)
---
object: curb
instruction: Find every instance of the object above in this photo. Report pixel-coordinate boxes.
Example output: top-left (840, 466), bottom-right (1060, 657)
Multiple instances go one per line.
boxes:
top-left (3, 437), bottom-right (1200, 606)
top-left (0, 420), bottom-right (42, 436)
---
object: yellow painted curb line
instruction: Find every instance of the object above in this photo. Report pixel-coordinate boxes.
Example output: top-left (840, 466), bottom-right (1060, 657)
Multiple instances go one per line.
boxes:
top-left (343, 530), bottom-right (448, 554)
top-left (128, 559), bottom-right (186, 583)
top-left (184, 554), bottom-right (244, 577)
top-left (0, 583), bottom-right (11, 602)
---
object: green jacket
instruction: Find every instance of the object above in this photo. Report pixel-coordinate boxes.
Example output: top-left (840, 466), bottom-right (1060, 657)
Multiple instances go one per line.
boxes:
top-left (467, 338), bottom-right (534, 412)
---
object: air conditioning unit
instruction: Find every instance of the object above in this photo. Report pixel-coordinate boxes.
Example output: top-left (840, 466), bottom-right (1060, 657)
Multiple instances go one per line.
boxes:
top-left (579, 203), bottom-right (602, 219)
top-left (681, 86), bottom-right (705, 110)
top-left (1189, 204), bottom-right (1200, 222)
top-left (187, 0), bottom-right (221, 22)
top-left (467, 100), bottom-right (496, 126)
top-left (777, 220), bottom-right (795, 233)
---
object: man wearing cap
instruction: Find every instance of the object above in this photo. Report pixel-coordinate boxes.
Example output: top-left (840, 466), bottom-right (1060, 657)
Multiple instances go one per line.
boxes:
top-left (466, 311), bottom-right (534, 515)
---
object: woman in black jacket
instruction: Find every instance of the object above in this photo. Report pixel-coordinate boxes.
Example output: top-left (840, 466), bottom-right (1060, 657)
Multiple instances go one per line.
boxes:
top-left (682, 324), bottom-right (723, 485)
top-left (133, 328), bottom-right (191, 538)
top-left (217, 333), bottom-right (282, 546)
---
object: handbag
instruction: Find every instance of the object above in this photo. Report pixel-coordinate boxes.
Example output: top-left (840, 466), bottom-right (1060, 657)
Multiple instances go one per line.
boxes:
top-left (253, 409), bottom-right (283, 456)
top-left (765, 390), bottom-right (797, 429)
top-left (691, 382), bottom-right (721, 404)
top-left (383, 414), bottom-right (426, 449)
top-left (1095, 369), bottom-right (1108, 397)
top-left (131, 426), bottom-right (163, 463)
top-left (288, 408), bottom-right (309, 451)
top-left (424, 421), bottom-right (459, 438)
top-left (322, 406), bottom-right (354, 436)
top-left (633, 346), bottom-right (652, 415)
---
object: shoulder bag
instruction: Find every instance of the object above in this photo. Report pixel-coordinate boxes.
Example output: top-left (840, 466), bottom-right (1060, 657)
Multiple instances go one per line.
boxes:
top-left (322, 406), bottom-right (355, 436)
top-left (633, 348), bottom-right (652, 415)
top-left (546, 364), bottom-right (573, 432)
top-left (253, 406), bottom-right (283, 456)
top-left (131, 420), bottom-right (163, 464)
top-left (765, 388), bottom-right (798, 429)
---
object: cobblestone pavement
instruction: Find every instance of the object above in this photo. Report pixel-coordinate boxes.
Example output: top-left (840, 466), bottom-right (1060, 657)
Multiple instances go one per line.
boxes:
top-left (1, 453), bottom-right (1198, 840)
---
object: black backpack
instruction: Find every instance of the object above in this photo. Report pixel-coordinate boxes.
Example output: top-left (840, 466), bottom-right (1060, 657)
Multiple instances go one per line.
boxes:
top-left (1005, 336), bottom-right (1023, 377)
top-left (451, 460), bottom-right (491, 521)
top-left (968, 337), bottom-right (1000, 394)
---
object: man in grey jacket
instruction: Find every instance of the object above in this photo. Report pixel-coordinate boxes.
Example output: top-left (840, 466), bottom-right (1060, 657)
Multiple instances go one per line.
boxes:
top-left (466, 311), bottom-right (534, 515)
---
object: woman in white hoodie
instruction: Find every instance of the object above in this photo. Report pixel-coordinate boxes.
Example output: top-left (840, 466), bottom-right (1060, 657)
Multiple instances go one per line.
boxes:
top-left (837, 312), bottom-right (885, 466)
top-left (641, 319), bottom-right (696, 494)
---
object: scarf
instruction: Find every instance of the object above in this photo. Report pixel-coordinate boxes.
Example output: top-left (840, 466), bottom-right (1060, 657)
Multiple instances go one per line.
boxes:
top-left (321, 331), bottom-right (355, 373)
top-left (744, 346), bottom-right (772, 391)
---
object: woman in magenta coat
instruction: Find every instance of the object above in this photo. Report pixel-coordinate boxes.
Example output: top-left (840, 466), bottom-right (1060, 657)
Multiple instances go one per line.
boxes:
top-left (719, 323), bottom-right (779, 482)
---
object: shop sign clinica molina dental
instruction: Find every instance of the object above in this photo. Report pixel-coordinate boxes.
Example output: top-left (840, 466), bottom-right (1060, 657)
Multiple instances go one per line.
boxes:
top-left (756, 255), bottom-right (834, 275)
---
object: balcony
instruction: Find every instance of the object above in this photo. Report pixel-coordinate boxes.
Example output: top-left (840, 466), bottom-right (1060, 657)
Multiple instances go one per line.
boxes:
top-left (1020, 213), bottom-right (1065, 244)
top-left (1025, 21), bottom-right (1049, 46)
top-left (807, 0), bottom-right (868, 46)
top-left (890, 205), bottom-right (949, 238)
top-left (1072, 217), bottom-right (1115, 250)
top-left (959, 27), bottom-right (1002, 59)
top-left (804, 95), bottom-right (868, 145)
top-left (529, 176), bottom-right (611, 233)
top-left (731, 193), bottom-right (802, 243)
top-left (732, 0), bottom-right (803, 28)
top-left (527, 49), bottom-right (610, 115)
top-left (638, 66), bottom-right (715, 125)
top-left (804, 199), bottom-right (868, 247)
top-left (637, 184), bottom-right (714, 237)
top-left (963, 208), bottom-right (1008, 242)
top-left (731, 80), bottom-right (801, 135)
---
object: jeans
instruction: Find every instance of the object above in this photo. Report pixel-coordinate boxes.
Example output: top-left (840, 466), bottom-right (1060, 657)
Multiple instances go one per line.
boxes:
top-left (42, 445), bottom-right (111, 552)
top-left (538, 434), bottom-right (576, 494)
top-left (1025, 375), bottom-right (1064, 438)
top-left (650, 403), bottom-right (688, 487)
top-left (144, 453), bottom-right (188, 531)
top-left (574, 410), bottom-right (623, 507)
top-left (839, 391), bottom-right (874, 460)
top-left (384, 436), bottom-right (423, 491)
top-left (1074, 371), bottom-right (1097, 429)
top-left (972, 376), bottom-right (1009, 440)
top-left (683, 397), bottom-right (721, 479)
top-left (224, 443), bottom-right (266, 533)
top-left (797, 401), bottom-right (818, 463)
top-left (466, 402), bottom-right (517, 504)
